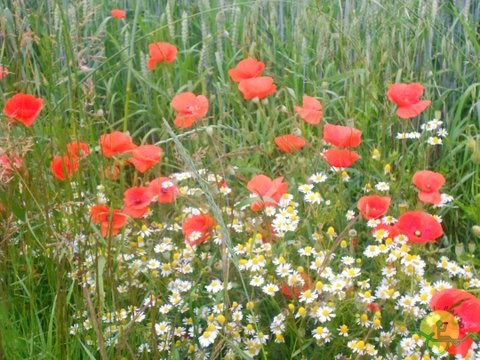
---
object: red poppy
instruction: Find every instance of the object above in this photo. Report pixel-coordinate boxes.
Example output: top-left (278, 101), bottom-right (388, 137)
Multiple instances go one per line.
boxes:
top-left (50, 155), bottom-right (79, 181)
top-left (66, 141), bottom-right (90, 159)
top-left (238, 76), bottom-right (276, 100)
top-left (357, 195), bottom-right (391, 219)
top-left (228, 57), bottom-right (265, 82)
top-left (323, 124), bottom-right (362, 148)
top-left (322, 148), bottom-right (361, 168)
top-left (90, 204), bottom-right (127, 237)
top-left (430, 288), bottom-right (480, 357)
top-left (171, 92), bottom-right (209, 128)
top-left (99, 131), bottom-right (137, 158)
top-left (147, 177), bottom-right (178, 203)
top-left (367, 302), bottom-right (381, 313)
top-left (148, 42), bottom-right (177, 70)
top-left (182, 214), bottom-right (216, 246)
top-left (0, 150), bottom-right (23, 178)
top-left (412, 170), bottom-right (445, 205)
top-left (247, 175), bottom-right (288, 211)
top-left (274, 134), bottom-right (307, 153)
top-left (90, 204), bottom-right (110, 223)
top-left (123, 186), bottom-right (152, 218)
top-left (294, 96), bottom-right (323, 125)
top-left (0, 66), bottom-right (8, 80)
top-left (395, 211), bottom-right (443, 243)
top-left (281, 272), bottom-right (313, 299)
top-left (104, 164), bottom-right (121, 180)
top-left (127, 144), bottom-right (162, 173)
top-left (387, 83), bottom-right (431, 119)
top-left (3, 93), bottom-right (43, 127)
top-left (111, 9), bottom-right (126, 19)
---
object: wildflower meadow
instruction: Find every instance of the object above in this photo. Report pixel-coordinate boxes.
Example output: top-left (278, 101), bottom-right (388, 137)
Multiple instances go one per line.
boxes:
top-left (1, 0), bottom-right (480, 359)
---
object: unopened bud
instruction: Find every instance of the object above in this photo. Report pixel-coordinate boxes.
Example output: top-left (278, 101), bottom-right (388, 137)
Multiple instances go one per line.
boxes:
top-left (471, 150), bottom-right (480, 164)
top-left (466, 136), bottom-right (476, 152)
top-left (292, 128), bottom-right (302, 136)
top-left (455, 243), bottom-right (465, 257)
top-left (472, 225), bottom-right (480, 237)
top-left (398, 202), bottom-right (408, 214)
top-left (468, 241), bottom-right (476, 253)
top-left (205, 126), bottom-right (214, 136)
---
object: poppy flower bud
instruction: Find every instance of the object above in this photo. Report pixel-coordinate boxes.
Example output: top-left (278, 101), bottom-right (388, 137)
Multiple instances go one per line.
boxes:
top-left (466, 136), bottom-right (476, 152)
top-left (205, 126), bottom-right (214, 136)
top-left (473, 225), bottom-right (480, 237)
top-left (398, 202), bottom-right (408, 214)
top-left (455, 243), bottom-right (465, 257)
top-left (471, 150), bottom-right (480, 164)
top-left (468, 241), bottom-right (476, 252)
top-left (214, 260), bottom-right (223, 271)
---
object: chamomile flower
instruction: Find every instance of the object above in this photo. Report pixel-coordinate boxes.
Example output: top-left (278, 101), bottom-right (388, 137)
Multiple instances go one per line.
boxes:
top-left (205, 279), bottom-right (223, 293)
top-left (298, 184), bottom-right (314, 193)
top-left (433, 280), bottom-right (452, 292)
top-left (155, 321), bottom-right (171, 335)
top-left (299, 246), bottom-right (316, 257)
top-left (312, 326), bottom-right (331, 342)
top-left (356, 313), bottom-right (371, 327)
top-left (375, 182), bottom-right (390, 192)
top-left (199, 324), bottom-right (218, 347)
top-left (304, 191), bottom-right (323, 204)
top-left (299, 289), bottom-right (317, 304)
top-left (309, 172), bottom-right (328, 183)
top-left (338, 324), bottom-right (349, 337)
top-left (437, 128), bottom-right (448, 137)
top-left (146, 259), bottom-right (160, 270)
top-left (250, 275), bottom-right (265, 287)
top-left (346, 210), bottom-right (356, 220)
top-left (358, 290), bottom-right (375, 304)
top-left (276, 263), bottom-right (292, 278)
top-left (159, 304), bottom-right (172, 314)
top-left (315, 305), bottom-right (336, 323)
top-left (427, 136), bottom-right (442, 145)
top-left (262, 283), bottom-right (279, 296)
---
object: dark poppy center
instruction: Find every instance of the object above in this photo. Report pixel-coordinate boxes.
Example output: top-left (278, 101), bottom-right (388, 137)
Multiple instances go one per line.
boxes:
top-left (134, 198), bottom-right (143, 204)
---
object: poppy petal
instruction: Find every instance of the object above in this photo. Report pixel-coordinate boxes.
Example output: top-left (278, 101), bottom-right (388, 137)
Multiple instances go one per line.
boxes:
top-left (228, 57), bottom-right (265, 82)
top-left (238, 77), bottom-right (276, 100)
top-left (418, 191), bottom-right (442, 204)
top-left (323, 124), bottom-right (362, 148)
top-left (396, 100), bottom-right (431, 119)
top-left (322, 148), bottom-right (361, 168)
top-left (274, 134), bottom-right (307, 152)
